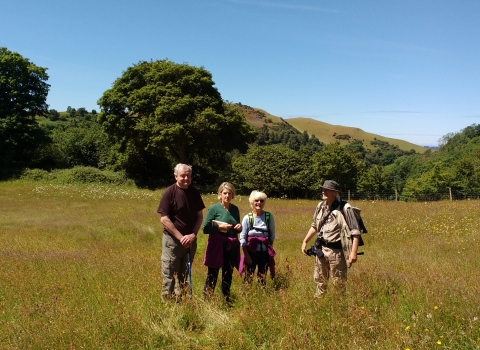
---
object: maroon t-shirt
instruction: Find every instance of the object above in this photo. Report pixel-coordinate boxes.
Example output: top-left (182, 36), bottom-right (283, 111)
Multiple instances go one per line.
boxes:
top-left (157, 184), bottom-right (205, 236)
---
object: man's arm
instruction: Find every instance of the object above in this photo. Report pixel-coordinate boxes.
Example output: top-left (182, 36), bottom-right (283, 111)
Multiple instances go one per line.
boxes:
top-left (343, 205), bottom-right (361, 263)
top-left (301, 204), bottom-right (321, 255)
top-left (160, 215), bottom-right (184, 241)
top-left (348, 235), bottom-right (360, 264)
top-left (179, 209), bottom-right (203, 248)
top-left (301, 227), bottom-right (317, 255)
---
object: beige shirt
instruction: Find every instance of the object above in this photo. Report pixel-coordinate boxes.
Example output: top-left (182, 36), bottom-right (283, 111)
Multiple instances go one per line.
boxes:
top-left (311, 200), bottom-right (361, 243)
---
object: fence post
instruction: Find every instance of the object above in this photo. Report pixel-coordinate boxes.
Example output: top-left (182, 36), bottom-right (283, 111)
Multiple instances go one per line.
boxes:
top-left (348, 190), bottom-right (351, 202)
top-left (395, 189), bottom-right (398, 202)
top-left (449, 187), bottom-right (452, 201)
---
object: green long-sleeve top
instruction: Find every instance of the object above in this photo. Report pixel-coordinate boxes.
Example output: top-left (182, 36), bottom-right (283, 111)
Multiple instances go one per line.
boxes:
top-left (202, 202), bottom-right (241, 238)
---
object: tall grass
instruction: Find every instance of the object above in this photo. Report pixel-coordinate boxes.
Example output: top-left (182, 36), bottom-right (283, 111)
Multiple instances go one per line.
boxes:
top-left (0, 181), bottom-right (478, 349)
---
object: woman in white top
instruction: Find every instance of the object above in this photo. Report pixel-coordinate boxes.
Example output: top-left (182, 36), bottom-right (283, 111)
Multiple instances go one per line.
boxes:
top-left (239, 190), bottom-right (276, 285)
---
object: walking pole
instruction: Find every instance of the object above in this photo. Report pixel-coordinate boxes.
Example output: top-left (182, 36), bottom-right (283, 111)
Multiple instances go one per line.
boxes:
top-left (187, 249), bottom-right (193, 300)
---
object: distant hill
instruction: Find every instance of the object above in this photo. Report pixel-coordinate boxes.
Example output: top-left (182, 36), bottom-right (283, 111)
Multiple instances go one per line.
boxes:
top-left (286, 117), bottom-right (428, 153)
top-left (234, 104), bottom-right (428, 153)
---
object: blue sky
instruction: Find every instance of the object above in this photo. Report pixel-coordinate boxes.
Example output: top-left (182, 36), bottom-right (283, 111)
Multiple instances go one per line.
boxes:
top-left (3, 0), bottom-right (479, 146)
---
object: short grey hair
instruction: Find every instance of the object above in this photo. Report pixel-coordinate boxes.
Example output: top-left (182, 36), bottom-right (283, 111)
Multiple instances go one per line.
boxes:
top-left (249, 190), bottom-right (267, 209)
top-left (217, 182), bottom-right (236, 200)
top-left (174, 163), bottom-right (192, 176)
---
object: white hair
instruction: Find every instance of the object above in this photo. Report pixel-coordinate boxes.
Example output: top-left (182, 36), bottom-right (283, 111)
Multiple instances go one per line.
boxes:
top-left (248, 190), bottom-right (268, 209)
top-left (174, 163), bottom-right (192, 176)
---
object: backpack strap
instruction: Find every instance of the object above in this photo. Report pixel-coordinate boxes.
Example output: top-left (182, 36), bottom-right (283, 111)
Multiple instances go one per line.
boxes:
top-left (247, 211), bottom-right (271, 240)
top-left (248, 212), bottom-right (253, 232)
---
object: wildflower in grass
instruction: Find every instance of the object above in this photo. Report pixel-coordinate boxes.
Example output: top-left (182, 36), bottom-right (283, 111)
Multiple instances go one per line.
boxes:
top-left (405, 326), bottom-right (410, 330)
top-left (434, 305), bottom-right (439, 310)
top-left (437, 341), bottom-right (442, 345)
top-left (425, 328), bottom-right (429, 332)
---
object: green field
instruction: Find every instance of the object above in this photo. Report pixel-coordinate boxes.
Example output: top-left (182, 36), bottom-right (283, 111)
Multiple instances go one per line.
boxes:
top-left (0, 181), bottom-right (478, 349)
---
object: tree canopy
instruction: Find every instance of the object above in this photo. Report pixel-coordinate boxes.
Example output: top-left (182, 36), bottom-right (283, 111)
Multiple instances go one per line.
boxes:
top-left (231, 144), bottom-right (305, 197)
top-left (0, 47), bottom-right (50, 174)
top-left (311, 142), bottom-right (364, 191)
top-left (97, 60), bottom-right (256, 186)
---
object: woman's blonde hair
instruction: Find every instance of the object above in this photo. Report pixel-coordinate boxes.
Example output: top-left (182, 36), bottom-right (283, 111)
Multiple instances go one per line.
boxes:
top-left (248, 190), bottom-right (267, 209)
top-left (217, 182), bottom-right (236, 200)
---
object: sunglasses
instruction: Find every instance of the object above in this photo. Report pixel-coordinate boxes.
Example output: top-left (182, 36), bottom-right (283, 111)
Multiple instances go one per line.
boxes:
top-left (254, 199), bottom-right (264, 203)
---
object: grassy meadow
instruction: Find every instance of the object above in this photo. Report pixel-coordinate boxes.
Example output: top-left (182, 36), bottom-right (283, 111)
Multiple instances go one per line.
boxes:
top-left (0, 181), bottom-right (479, 349)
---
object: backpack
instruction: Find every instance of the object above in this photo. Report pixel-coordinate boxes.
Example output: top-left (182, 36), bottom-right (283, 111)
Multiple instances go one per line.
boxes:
top-left (334, 201), bottom-right (367, 247)
top-left (339, 201), bottom-right (368, 234)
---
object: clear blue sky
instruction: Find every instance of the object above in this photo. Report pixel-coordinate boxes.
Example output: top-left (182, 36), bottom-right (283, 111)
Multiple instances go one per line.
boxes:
top-left (3, 0), bottom-right (479, 146)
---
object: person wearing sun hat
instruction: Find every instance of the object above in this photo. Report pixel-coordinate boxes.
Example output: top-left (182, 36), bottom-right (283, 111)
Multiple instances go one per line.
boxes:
top-left (301, 180), bottom-right (362, 297)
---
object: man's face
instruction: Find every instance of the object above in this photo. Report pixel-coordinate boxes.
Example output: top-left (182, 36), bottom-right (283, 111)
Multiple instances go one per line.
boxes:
top-left (175, 167), bottom-right (192, 189)
top-left (322, 188), bottom-right (337, 201)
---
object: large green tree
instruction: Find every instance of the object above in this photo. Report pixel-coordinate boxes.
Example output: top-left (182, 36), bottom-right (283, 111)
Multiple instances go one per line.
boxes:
top-left (231, 144), bottom-right (305, 197)
top-left (97, 60), bottom-right (256, 185)
top-left (357, 165), bottom-right (389, 194)
top-left (401, 161), bottom-right (455, 200)
top-left (0, 47), bottom-right (50, 174)
top-left (49, 119), bottom-right (112, 169)
top-left (311, 142), bottom-right (364, 191)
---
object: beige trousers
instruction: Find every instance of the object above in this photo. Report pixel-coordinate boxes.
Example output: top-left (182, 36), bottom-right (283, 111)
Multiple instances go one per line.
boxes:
top-left (161, 233), bottom-right (197, 298)
top-left (313, 246), bottom-right (347, 297)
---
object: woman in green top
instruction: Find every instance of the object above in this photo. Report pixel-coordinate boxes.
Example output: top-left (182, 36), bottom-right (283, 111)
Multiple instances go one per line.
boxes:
top-left (202, 182), bottom-right (242, 302)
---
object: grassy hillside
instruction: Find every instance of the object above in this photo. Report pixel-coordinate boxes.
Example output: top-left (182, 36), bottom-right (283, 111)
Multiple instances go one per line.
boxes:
top-left (233, 103), bottom-right (284, 127)
top-left (287, 117), bottom-right (428, 153)
top-left (234, 104), bottom-right (428, 153)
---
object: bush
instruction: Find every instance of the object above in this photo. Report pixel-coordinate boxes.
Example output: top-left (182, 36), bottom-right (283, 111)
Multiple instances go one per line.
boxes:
top-left (20, 167), bottom-right (133, 186)
top-left (20, 168), bottom-right (52, 181)
top-left (53, 167), bottom-right (132, 185)
top-left (334, 134), bottom-right (351, 140)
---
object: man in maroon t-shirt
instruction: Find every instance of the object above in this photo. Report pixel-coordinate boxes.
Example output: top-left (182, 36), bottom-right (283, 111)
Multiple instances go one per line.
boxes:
top-left (157, 163), bottom-right (205, 299)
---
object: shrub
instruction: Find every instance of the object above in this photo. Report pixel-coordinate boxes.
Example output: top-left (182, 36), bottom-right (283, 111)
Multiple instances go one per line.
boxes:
top-left (20, 168), bottom-right (52, 181)
top-left (334, 134), bottom-right (351, 140)
top-left (20, 167), bottom-right (133, 186)
top-left (52, 167), bottom-right (132, 185)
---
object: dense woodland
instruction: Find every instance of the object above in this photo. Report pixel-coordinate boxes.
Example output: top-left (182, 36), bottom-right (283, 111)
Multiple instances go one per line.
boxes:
top-left (2, 47), bottom-right (480, 200)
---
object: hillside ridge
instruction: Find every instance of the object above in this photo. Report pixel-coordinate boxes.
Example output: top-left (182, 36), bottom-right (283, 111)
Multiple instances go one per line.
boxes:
top-left (234, 104), bottom-right (427, 153)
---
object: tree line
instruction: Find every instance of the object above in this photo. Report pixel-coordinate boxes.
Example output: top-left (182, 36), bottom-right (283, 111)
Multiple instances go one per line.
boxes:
top-left (2, 47), bottom-right (479, 200)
